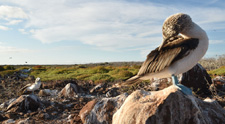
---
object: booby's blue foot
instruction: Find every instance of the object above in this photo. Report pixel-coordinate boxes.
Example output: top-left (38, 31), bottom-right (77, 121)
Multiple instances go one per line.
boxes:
top-left (172, 75), bottom-right (192, 95)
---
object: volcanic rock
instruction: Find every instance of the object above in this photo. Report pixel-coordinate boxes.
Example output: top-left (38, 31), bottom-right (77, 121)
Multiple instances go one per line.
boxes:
top-left (6, 94), bottom-right (42, 113)
top-left (38, 89), bottom-right (51, 96)
top-left (213, 76), bottom-right (225, 83)
top-left (149, 78), bottom-right (171, 91)
top-left (0, 114), bottom-right (6, 121)
top-left (17, 118), bottom-right (34, 124)
top-left (106, 88), bottom-right (120, 97)
top-left (58, 83), bottom-right (81, 98)
top-left (4, 113), bottom-right (18, 120)
top-left (181, 63), bottom-right (212, 96)
top-left (79, 99), bottom-right (97, 123)
top-left (90, 83), bottom-right (108, 95)
top-left (80, 93), bottom-right (128, 124)
top-left (38, 89), bottom-right (58, 96)
top-left (112, 85), bottom-right (225, 124)
top-left (37, 113), bottom-right (50, 120)
top-left (0, 98), bottom-right (16, 110)
top-left (2, 119), bottom-right (15, 124)
top-left (212, 76), bottom-right (225, 92)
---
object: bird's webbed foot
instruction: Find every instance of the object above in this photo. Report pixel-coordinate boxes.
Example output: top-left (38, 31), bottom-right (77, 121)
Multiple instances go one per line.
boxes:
top-left (172, 74), bottom-right (192, 95)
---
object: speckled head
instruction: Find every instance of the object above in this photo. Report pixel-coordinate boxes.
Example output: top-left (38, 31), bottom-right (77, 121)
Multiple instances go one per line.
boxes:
top-left (162, 13), bottom-right (192, 41)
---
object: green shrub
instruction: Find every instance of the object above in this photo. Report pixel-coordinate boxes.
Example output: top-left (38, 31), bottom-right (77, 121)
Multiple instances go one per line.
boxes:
top-left (131, 65), bottom-right (141, 69)
top-left (78, 65), bottom-right (86, 68)
top-left (6, 64), bottom-right (139, 82)
top-left (89, 66), bottom-right (110, 74)
top-left (208, 66), bottom-right (225, 76)
top-left (108, 69), bottom-right (119, 75)
top-left (109, 69), bottom-right (134, 80)
top-left (88, 74), bottom-right (114, 83)
top-left (118, 70), bottom-right (133, 78)
top-left (32, 65), bottom-right (46, 71)
top-left (0, 70), bottom-right (16, 76)
top-left (3, 65), bottom-right (15, 70)
top-left (54, 68), bottom-right (70, 74)
top-left (0, 66), bottom-right (4, 71)
top-left (76, 74), bottom-right (91, 80)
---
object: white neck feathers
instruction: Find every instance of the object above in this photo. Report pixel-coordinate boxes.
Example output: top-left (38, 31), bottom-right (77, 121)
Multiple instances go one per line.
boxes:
top-left (181, 22), bottom-right (208, 41)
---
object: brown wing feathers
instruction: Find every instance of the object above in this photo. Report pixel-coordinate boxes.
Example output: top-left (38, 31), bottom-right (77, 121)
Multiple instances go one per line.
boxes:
top-left (120, 37), bottom-right (199, 87)
top-left (137, 37), bottom-right (199, 76)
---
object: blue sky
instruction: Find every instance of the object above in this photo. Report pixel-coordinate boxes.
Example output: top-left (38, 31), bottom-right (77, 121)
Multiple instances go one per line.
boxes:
top-left (0, 0), bottom-right (225, 64)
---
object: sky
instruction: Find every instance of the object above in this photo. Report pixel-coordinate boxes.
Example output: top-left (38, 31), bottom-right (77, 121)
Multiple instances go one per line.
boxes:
top-left (0, 0), bottom-right (225, 65)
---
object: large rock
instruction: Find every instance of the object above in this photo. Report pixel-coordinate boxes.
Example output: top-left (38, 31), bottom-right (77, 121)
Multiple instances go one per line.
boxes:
top-left (90, 83), bottom-right (108, 95)
top-left (58, 83), bottom-right (83, 98)
top-left (6, 94), bottom-right (42, 113)
top-left (106, 88), bottom-right (120, 97)
top-left (149, 78), bottom-right (172, 91)
top-left (2, 119), bottom-right (15, 124)
top-left (38, 89), bottom-right (58, 96)
top-left (0, 98), bottom-right (17, 110)
top-left (112, 86), bottom-right (225, 124)
top-left (0, 114), bottom-right (6, 121)
top-left (16, 118), bottom-right (35, 124)
top-left (181, 63), bottom-right (212, 96)
top-left (80, 93), bottom-right (128, 124)
top-left (211, 76), bottom-right (225, 94)
top-left (79, 99), bottom-right (98, 123)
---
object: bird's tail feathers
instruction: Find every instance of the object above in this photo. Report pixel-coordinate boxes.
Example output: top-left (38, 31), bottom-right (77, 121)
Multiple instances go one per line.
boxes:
top-left (114, 75), bottom-right (142, 87)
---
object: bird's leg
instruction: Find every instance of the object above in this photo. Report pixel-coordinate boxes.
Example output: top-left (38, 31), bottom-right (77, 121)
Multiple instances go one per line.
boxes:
top-left (172, 74), bottom-right (179, 85)
top-left (172, 74), bottom-right (192, 95)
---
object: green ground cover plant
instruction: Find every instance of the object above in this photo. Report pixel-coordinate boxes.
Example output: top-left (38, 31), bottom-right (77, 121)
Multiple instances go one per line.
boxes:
top-left (208, 66), bottom-right (225, 77)
top-left (0, 64), bottom-right (139, 83)
top-left (0, 57), bottom-right (224, 84)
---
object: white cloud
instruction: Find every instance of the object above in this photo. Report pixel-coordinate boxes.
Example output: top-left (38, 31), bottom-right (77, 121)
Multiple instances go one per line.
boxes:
top-left (0, 45), bottom-right (29, 53)
top-left (0, 25), bottom-right (10, 30)
top-left (0, 5), bottom-right (26, 32)
top-left (6, 19), bottom-right (23, 25)
top-left (2, 0), bottom-right (225, 53)
top-left (18, 28), bottom-right (28, 34)
top-left (0, 5), bottom-right (28, 20)
top-left (10, 1), bottom-right (172, 50)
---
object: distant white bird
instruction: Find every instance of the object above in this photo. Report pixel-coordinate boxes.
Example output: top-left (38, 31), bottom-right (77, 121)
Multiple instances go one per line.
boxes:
top-left (20, 68), bottom-right (32, 73)
top-left (119, 13), bottom-right (209, 95)
top-left (19, 77), bottom-right (41, 95)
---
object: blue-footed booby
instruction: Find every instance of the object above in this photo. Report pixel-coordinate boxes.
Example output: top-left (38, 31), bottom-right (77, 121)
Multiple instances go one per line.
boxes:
top-left (19, 77), bottom-right (41, 95)
top-left (122, 13), bottom-right (209, 95)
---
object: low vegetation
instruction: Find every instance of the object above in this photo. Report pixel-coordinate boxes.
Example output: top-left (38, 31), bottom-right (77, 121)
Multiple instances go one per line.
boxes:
top-left (0, 54), bottom-right (224, 83)
top-left (208, 66), bottom-right (225, 77)
top-left (0, 64), bottom-right (140, 84)
top-left (0, 65), bottom-right (16, 76)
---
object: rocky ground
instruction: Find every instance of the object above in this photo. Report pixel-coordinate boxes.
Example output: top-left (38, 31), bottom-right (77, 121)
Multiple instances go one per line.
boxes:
top-left (0, 64), bottom-right (225, 124)
top-left (0, 69), bottom-right (120, 124)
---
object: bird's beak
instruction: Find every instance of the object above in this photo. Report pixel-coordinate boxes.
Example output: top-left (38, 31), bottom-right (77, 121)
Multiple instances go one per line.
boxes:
top-left (158, 37), bottom-right (170, 51)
